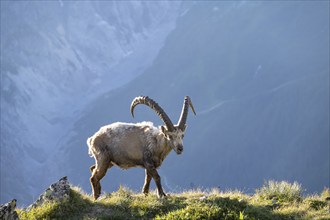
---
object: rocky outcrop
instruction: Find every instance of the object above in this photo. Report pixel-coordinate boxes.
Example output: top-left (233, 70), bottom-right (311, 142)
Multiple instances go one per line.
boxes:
top-left (0, 199), bottom-right (19, 220)
top-left (27, 176), bottom-right (71, 210)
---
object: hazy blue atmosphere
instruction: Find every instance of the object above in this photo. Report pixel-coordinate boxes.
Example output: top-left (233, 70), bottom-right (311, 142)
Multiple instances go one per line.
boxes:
top-left (1, 1), bottom-right (329, 206)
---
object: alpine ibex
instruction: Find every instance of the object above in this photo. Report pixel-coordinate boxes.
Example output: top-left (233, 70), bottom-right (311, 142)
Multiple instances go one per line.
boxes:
top-left (87, 96), bottom-right (196, 199)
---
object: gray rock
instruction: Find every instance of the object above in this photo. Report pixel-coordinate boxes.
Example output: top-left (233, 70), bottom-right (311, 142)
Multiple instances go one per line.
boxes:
top-left (27, 176), bottom-right (71, 211)
top-left (0, 199), bottom-right (19, 220)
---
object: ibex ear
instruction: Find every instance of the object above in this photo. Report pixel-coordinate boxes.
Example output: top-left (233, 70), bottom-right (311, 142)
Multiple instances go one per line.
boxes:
top-left (181, 124), bottom-right (188, 132)
top-left (161, 125), bottom-right (168, 137)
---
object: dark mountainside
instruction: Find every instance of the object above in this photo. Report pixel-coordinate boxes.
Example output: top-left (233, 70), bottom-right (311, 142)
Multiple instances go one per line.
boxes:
top-left (62, 1), bottom-right (329, 196)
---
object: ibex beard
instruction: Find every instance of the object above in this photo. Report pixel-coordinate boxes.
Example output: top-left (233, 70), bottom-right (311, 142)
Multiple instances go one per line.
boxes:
top-left (87, 96), bottom-right (196, 199)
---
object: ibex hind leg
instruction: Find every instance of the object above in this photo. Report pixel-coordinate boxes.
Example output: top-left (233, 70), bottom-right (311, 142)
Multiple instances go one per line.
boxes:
top-left (90, 158), bottom-right (112, 200)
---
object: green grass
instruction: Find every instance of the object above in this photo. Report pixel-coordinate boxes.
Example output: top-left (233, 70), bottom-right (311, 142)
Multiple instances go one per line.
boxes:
top-left (256, 180), bottom-right (303, 203)
top-left (17, 182), bottom-right (330, 220)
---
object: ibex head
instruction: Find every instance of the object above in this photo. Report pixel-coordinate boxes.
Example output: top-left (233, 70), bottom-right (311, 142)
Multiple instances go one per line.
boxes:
top-left (130, 96), bottom-right (196, 154)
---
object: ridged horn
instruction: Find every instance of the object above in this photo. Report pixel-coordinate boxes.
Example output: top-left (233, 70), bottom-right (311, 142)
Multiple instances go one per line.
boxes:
top-left (177, 96), bottom-right (196, 130)
top-left (130, 96), bottom-right (175, 132)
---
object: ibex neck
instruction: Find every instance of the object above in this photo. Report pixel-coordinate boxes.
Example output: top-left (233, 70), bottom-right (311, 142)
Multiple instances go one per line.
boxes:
top-left (152, 132), bottom-right (172, 168)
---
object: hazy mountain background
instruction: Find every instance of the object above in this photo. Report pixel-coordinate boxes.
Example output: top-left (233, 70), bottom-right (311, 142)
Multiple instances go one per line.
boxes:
top-left (1, 1), bottom-right (329, 206)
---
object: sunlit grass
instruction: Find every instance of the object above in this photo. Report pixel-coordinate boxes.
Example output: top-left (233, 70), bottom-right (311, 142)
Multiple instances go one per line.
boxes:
top-left (17, 182), bottom-right (330, 220)
top-left (256, 180), bottom-right (303, 202)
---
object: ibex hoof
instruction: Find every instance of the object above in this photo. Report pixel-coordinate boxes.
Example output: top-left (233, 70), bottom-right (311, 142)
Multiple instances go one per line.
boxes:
top-left (93, 193), bottom-right (100, 200)
top-left (158, 192), bottom-right (167, 198)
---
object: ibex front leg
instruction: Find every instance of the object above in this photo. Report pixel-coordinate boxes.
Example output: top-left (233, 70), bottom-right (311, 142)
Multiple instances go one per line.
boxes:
top-left (147, 167), bottom-right (166, 198)
top-left (143, 150), bottom-right (166, 198)
top-left (142, 169), bottom-right (152, 195)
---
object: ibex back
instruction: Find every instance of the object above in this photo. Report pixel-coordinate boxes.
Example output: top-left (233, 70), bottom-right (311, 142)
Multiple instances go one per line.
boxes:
top-left (87, 96), bottom-right (196, 199)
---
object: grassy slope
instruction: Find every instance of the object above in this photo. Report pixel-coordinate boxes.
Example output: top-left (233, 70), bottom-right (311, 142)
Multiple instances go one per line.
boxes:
top-left (17, 182), bottom-right (330, 220)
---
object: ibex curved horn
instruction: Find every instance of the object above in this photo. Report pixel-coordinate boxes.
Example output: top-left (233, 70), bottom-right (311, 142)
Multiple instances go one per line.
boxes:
top-left (130, 96), bottom-right (175, 132)
top-left (177, 96), bottom-right (196, 130)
